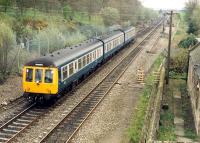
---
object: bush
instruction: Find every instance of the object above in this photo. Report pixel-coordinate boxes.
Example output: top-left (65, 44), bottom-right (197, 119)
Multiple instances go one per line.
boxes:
top-left (178, 34), bottom-right (198, 49)
top-left (170, 49), bottom-right (188, 73)
top-left (187, 22), bottom-right (199, 35)
top-left (100, 7), bottom-right (120, 26)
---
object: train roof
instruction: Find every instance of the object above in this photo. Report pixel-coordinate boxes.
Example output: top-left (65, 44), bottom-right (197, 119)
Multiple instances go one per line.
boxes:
top-left (124, 27), bottom-right (135, 33)
top-left (25, 39), bottom-right (102, 67)
top-left (101, 30), bottom-right (124, 43)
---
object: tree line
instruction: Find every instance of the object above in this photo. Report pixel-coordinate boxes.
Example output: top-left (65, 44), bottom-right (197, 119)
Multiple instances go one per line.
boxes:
top-left (0, 0), bottom-right (157, 25)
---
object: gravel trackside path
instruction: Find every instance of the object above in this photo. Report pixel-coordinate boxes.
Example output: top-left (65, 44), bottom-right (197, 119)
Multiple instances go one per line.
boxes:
top-left (0, 76), bottom-right (22, 106)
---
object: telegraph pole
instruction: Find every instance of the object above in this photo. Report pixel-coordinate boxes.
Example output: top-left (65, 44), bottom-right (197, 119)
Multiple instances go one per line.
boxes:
top-left (166, 10), bottom-right (173, 84)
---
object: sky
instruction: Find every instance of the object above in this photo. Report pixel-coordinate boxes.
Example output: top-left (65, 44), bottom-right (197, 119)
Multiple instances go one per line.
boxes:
top-left (140, 0), bottom-right (188, 10)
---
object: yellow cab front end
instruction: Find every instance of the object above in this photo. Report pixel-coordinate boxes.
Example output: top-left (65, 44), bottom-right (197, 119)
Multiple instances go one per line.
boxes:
top-left (23, 66), bottom-right (58, 95)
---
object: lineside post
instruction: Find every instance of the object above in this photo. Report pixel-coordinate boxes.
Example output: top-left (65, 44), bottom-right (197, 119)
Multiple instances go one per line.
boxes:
top-left (166, 10), bottom-right (173, 84)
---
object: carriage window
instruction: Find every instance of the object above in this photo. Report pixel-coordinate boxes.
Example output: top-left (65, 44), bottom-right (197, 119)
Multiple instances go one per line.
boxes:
top-left (90, 53), bottom-right (92, 62)
top-left (45, 70), bottom-right (53, 83)
top-left (93, 51), bottom-right (96, 60)
top-left (121, 36), bottom-right (124, 43)
top-left (26, 68), bottom-right (33, 82)
top-left (98, 49), bottom-right (101, 57)
top-left (83, 56), bottom-right (86, 67)
top-left (99, 49), bottom-right (102, 56)
top-left (109, 43), bottom-right (111, 50)
top-left (97, 49), bottom-right (99, 58)
top-left (69, 63), bottom-right (74, 76)
top-left (78, 58), bottom-right (82, 70)
top-left (63, 66), bottom-right (68, 80)
top-left (87, 54), bottom-right (90, 64)
top-left (35, 69), bottom-right (43, 83)
top-left (75, 61), bottom-right (78, 72)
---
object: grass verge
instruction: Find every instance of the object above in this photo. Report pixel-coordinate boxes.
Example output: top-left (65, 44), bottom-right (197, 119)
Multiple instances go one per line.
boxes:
top-left (157, 109), bottom-right (176, 141)
top-left (128, 55), bottom-right (163, 143)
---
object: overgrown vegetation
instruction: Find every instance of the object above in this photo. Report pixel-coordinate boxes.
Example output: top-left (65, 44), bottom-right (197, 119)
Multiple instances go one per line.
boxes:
top-left (157, 110), bottom-right (176, 141)
top-left (162, 5), bottom-right (199, 141)
top-left (170, 12), bottom-right (190, 76)
top-left (185, 129), bottom-right (198, 140)
top-left (170, 49), bottom-right (188, 73)
top-left (128, 55), bottom-right (163, 143)
top-left (178, 34), bottom-right (198, 49)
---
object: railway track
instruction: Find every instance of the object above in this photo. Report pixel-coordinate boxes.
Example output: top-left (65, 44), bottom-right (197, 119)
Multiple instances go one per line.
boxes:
top-left (38, 21), bottom-right (163, 143)
top-left (0, 97), bottom-right (31, 127)
top-left (0, 103), bottom-right (48, 143)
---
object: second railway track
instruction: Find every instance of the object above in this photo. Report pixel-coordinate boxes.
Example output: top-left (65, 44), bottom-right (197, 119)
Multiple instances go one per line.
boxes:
top-left (0, 103), bottom-right (47, 143)
top-left (38, 21), bottom-right (163, 143)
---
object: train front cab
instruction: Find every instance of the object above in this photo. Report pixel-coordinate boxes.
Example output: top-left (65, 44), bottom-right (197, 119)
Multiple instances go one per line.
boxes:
top-left (23, 66), bottom-right (58, 101)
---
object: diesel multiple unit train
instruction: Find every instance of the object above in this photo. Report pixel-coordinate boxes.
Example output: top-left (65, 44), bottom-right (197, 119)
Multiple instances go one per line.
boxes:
top-left (23, 27), bottom-right (136, 101)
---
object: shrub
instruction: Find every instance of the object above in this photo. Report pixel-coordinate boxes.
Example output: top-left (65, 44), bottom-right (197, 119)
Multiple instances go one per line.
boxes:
top-left (187, 22), bottom-right (199, 35)
top-left (178, 34), bottom-right (198, 49)
top-left (170, 49), bottom-right (188, 73)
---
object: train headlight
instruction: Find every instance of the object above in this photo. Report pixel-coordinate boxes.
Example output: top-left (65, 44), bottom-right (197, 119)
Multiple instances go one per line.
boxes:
top-left (36, 81), bottom-right (40, 85)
